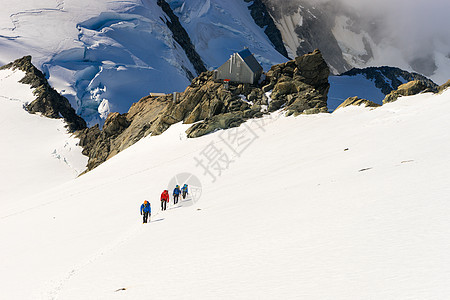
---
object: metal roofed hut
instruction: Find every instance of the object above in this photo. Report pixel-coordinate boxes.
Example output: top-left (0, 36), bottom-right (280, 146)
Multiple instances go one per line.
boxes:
top-left (215, 49), bottom-right (263, 85)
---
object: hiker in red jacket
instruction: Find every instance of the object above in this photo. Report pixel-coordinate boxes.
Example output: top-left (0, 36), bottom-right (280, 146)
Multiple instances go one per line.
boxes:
top-left (160, 190), bottom-right (169, 211)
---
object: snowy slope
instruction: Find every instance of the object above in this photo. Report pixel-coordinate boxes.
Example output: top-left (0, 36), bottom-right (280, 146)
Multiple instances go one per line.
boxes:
top-left (0, 68), bottom-right (87, 211)
top-left (1, 84), bottom-right (450, 299)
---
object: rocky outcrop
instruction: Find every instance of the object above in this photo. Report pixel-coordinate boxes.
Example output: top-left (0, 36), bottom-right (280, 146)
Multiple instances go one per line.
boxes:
top-left (139, 71), bottom-right (265, 138)
top-left (335, 96), bottom-right (381, 110)
top-left (78, 50), bottom-right (330, 171)
top-left (245, 0), bottom-right (289, 59)
top-left (264, 49), bottom-right (329, 116)
top-left (341, 66), bottom-right (438, 95)
top-left (157, 0), bottom-right (206, 78)
top-left (383, 80), bottom-right (437, 104)
top-left (0, 56), bottom-right (86, 132)
top-left (76, 94), bottom-right (170, 171)
top-left (185, 112), bottom-right (247, 138)
top-left (438, 79), bottom-right (450, 93)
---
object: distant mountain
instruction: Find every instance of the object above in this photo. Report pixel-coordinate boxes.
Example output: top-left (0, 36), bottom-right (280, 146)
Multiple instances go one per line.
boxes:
top-left (261, 0), bottom-right (450, 83)
top-left (341, 67), bottom-right (438, 95)
top-left (328, 66), bottom-right (438, 111)
top-left (0, 0), bottom-right (448, 126)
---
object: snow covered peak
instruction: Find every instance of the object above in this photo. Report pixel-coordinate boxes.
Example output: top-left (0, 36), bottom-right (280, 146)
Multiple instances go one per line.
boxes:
top-left (0, 0), bottom-right (198, 127)
top-left (0, 0), bottom-right (448, 128)
top-left (167, 0), bottom-right (287, 69)
top-left (264, 0), bottom-right (450, 83)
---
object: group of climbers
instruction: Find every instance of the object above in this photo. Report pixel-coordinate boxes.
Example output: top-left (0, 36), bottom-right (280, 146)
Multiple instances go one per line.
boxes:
top-left (140, 184), bottom-right (189, 223)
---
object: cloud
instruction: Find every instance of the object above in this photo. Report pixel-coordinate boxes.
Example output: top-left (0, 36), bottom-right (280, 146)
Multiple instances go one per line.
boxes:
top-left (268, 0), bottom-right (450, 75)
top-left (329, 0), bottom-right (450, 58)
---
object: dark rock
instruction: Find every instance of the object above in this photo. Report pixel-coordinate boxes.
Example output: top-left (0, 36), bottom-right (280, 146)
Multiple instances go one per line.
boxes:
top-left (157, 0), bottom-right (206, 77)
top-left (78, 50), bottom-right (331, 172)
top-left (76, 95), bottom-right (170, 171)
top-left (268, 99), bottom-right (285, 112)
top-left (272, 81), bottom-right (298, 98)
top-left (303, 107), bottom-right (328, 115)
top-left (341, 66), bottom-right (438, 95)
top-left (294, 49), bottom-right (330, 87)
top-left (262, 83), bottom-right (275, 92)
top-left (103, 112), bottom-right (130, 137)
top-left (383, 80), bottom-right (435, 104)
top-left (1, 56), bottom-right (86, 132)
top-left (185, 112), bottom-right (246, 138)
top-left (264, 49), bottom-right (330, 115)
top-left (244, 0), bottom-right (290, 59)
top-left (438, 79), bottom-right (450, 93)
top-left (335, 96), bottom-right (381, 110)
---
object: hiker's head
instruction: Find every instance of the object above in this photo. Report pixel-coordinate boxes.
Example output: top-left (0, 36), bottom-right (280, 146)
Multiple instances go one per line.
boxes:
top-left (144, 200), bottom-right (148, 204)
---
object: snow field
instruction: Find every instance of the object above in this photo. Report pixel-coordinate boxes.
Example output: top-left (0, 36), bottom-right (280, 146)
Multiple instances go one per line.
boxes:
top-left (0, 69), bottom-right (87, 209)
top-left (160, 0), bottom-right (287, 69)
top-left (2, 85), bottom-right (450, 298)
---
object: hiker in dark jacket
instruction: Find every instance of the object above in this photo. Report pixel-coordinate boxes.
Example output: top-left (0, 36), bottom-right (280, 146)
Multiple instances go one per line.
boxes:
top-left (173, 185), bottom-right (181, 204)
top-left (181, 184), bottom-right (188, 199)
top-left (140, 200), bottom-right (151, 223)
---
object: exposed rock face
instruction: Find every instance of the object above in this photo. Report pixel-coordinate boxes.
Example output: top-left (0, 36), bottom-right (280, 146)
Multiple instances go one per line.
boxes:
top-left (438, 79), bottom-right (450, 93)
top-left (78, 50), bottom-right (330, 171)
top-left (245, 0), bottom-right (289, 59)
top-left (383, 80), bottom-right (437, 104)
top-left (263, 0), bottom-right (351, 73)
top-left (335, 96), bottom-right (381, 110)
top-left (140, 71), bottom-right (264, 138)
top-left (265, 49), bottom-right (329, 116)
top-left (341, 66), bottom-right (438, 95)
top-left (157, 0), bottom-right (206, 78)
top-left (185, 112), bottom-right (247, 138)
top-left (0, 56), bottom-right (86, 132)
top-left (77, 95), bottom-right (170, 171)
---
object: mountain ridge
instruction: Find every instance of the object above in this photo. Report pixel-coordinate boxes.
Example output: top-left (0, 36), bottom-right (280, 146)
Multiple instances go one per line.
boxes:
top-left (2, 53), bottom-right (447, 173)
top-left (0, 56), bottom-right (86, 132)
top-left (1, 0), bottom-right (448, 127)
top-left (76, 49), bottom-right (330, 171)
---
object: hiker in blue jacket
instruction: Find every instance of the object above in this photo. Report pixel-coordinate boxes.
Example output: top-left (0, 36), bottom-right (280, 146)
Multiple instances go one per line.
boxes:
top-left (140, 200), bottom-right (151, 223)
top-left (181, 184), bottom-right (188, 199)
top-left (173, 185), bottom-right (181, 205)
